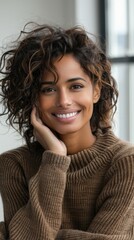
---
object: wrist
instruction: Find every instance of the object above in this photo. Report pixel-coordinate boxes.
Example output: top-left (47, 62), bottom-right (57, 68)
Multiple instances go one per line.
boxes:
top-left (42, 150), bottom-right (70, 171)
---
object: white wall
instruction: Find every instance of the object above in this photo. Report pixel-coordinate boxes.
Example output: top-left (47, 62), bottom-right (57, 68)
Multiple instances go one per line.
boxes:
top-left (0, 0), bottom-right (99, 221)
top-left (0, 0), bottom-right (65, 154)
top-left (75, 0), bottom-right (99, 35)
top-left (0, 0), bottom-right (99, 154)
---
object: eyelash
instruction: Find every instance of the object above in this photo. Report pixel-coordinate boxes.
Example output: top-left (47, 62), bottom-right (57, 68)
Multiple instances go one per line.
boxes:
top-left (40, 84), bottom-right (84, 94)
top-left (71, 84), bottom-right (84, 90)
top-left (40, 87), bottom-right (56, 94)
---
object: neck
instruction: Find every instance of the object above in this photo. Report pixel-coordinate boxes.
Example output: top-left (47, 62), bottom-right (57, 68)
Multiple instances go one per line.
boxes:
top-left (59, 127), bottom-right (96, 155)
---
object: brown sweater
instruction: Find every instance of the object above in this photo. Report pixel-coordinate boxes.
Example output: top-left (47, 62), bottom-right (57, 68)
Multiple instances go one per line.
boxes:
top-left (0, 130), bottom-right (134, 240)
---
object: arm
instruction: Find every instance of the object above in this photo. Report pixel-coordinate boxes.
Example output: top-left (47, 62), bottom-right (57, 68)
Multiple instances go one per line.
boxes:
top-left (0, 107), bottom-right (70, 240)
top-left (56, 154), bottom-right (134, 240)
top-left (0, 151), bottom-right (70, 240)
top-left (0, 222), bottom-right (6, 240)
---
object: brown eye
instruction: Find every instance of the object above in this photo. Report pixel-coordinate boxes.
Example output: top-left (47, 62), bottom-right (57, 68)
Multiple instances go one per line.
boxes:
top-left (40, 87), bottom-right (56, 94)
top-left (71, 84), bottom-right (84, 90)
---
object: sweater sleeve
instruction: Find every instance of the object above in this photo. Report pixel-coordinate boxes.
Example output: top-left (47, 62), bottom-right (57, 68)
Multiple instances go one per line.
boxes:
top-left (0, 222), bottom-right (6, 240)
top-left (56, 154), bottom-right (134, 240)
top-left (0, 150), bottom-right (70, 240)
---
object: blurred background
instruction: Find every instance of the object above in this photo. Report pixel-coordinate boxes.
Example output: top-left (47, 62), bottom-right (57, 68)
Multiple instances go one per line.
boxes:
top-left (0, 0), bottom-right (134, 221)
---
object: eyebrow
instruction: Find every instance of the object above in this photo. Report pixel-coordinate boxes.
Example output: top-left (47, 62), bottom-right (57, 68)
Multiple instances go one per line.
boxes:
top-left (41, 77), bottom-right (86, 85)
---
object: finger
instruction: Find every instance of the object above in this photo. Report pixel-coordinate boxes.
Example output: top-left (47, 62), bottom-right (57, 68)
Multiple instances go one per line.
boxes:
top-left (31, 107), bottom-right (36, 125)
top-left (31, 107), bottom-right (43, 126)
top-left (36, 110), bottom-right (43, 124)
top-left (33, 128), bottom-right (48, 149)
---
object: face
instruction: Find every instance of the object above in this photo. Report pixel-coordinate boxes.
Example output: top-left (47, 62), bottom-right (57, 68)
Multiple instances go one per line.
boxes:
top-left (38, 54), bottom-right (100, 137)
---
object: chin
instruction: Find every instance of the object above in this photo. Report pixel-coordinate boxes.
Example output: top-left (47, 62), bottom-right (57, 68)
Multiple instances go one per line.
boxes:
top-left (54, 127), bottom-right (80, 136)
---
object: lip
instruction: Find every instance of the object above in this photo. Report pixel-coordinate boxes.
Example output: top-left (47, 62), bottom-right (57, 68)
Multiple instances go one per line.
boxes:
top-left (52, 110), bottom-right (81, 115)
top-left (52, 110), bottom-right (81, 122)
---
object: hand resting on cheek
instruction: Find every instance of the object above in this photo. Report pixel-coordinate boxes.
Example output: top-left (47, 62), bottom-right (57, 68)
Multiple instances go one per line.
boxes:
top-left (31, 107), bottom-right (67, 156)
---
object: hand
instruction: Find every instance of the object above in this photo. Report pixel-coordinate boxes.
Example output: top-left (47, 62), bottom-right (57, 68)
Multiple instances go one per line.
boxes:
top-left (31, 107), bottom-right (67, 156)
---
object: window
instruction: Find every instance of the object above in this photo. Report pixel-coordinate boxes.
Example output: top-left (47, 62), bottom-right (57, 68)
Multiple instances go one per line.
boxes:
top-left (100, 0), bottom-right (134, 143)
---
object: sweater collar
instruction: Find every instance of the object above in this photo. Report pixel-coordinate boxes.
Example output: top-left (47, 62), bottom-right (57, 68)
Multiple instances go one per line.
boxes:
top-left (67, 130), bottom-right (119, 181)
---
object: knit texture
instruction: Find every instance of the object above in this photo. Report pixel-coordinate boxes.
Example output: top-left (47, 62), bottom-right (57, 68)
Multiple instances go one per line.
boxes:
top-left (0, 130), bottom-right (134, 239)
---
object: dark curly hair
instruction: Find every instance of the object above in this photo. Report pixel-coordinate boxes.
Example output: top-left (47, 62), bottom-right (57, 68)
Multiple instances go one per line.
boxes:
top-left (0, 22), bottom-right (118, 146)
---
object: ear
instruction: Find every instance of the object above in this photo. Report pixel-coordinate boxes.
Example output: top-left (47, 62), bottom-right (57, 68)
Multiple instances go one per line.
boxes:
top-left (93, 83), bottom-right (101, 103)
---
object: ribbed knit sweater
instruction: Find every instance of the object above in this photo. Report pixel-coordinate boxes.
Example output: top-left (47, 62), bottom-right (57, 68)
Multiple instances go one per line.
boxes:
top-left (0, 130), bottom-right (134, 240)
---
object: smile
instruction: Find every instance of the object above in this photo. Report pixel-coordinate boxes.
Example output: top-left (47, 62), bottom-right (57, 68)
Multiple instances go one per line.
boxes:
top-left (54, 112), bottom-right (78, 119)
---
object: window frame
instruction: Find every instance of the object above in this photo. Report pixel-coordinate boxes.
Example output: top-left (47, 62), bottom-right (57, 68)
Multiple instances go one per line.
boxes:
top-left (99, 0), bottom-right (134, 143)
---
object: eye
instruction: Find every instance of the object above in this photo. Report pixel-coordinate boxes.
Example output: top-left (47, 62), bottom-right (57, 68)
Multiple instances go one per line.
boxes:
top-left (71, 84), bottom-right (84, 90)
top-left (40, 87), bottom-right (56, 94)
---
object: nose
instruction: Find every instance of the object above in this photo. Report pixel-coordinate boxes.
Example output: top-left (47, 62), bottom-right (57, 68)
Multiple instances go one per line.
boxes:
top-left (56, 89), bottom-right (72, 107)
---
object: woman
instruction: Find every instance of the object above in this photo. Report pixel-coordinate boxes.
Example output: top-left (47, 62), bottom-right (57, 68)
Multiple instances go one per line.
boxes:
top-left (0, 23), bottom-right (134, 240)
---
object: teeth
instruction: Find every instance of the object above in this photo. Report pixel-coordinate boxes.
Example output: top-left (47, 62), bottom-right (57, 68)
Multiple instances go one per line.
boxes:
top-left (55, 112), bottom-right (77, 118)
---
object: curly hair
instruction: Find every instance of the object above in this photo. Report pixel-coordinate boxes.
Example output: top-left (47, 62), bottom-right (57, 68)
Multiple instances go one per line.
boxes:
top-left (0, 22), bottom-right (118, 146)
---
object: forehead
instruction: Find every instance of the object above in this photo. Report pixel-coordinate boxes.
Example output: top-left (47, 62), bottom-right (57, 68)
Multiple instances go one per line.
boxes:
top-left (43, 54), bottom-right (86, 80)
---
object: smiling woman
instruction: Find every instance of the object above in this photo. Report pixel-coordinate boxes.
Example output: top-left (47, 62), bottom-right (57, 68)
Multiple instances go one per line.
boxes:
top-left (37, 54), bottom-right (100, 149)
top-left (0, 23), bottom-right (134, 240)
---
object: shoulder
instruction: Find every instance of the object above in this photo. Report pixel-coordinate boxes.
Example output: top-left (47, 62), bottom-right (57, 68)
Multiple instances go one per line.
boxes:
top-left (0, 142), bottom-right (43, 180)
top-left (99, 129), bottom-right (134, 159)
top-left (104, 135), bottom-right (134, 181)
top-left (94, 129), bottom-right (134, 159)
top-left (111, 137), bottom-right (134, 163)
top-left (0, 142), bottom-right (43, 162)
top-left (0, 144), bottom-right (32, 165)
top-left (96, 130), bottom-right (134, 174)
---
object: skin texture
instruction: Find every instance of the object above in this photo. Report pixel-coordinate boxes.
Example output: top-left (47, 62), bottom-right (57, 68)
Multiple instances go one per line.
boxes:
top-left (31, 54), bottom-right (100, 155)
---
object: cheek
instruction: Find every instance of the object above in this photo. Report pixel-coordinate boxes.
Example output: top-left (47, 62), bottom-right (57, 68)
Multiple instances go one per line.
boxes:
top-left (37, 97), bottom-right (54, 125)
top-left (81, 93), bottom-right (94, 108)
top-left (37, 100), bottom-right (51, 125)
top-left (38, 96), bottom-right (50, 111)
